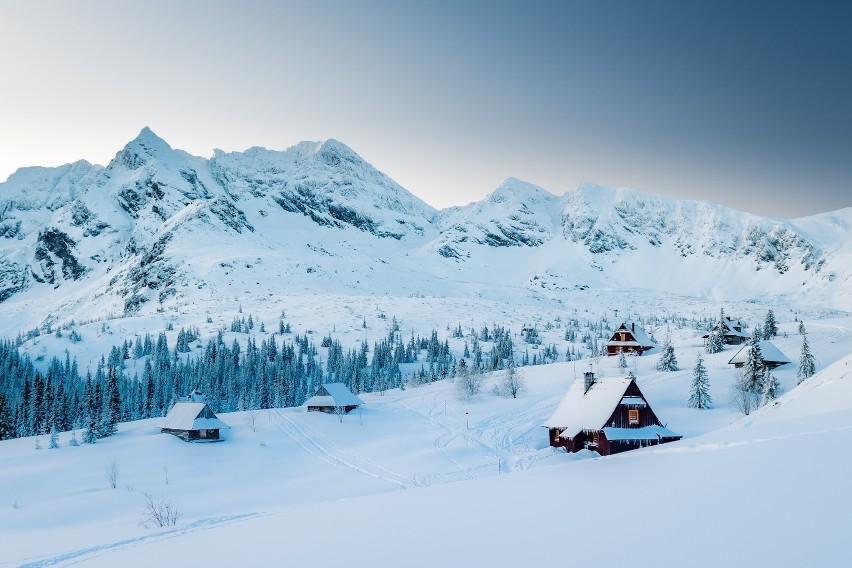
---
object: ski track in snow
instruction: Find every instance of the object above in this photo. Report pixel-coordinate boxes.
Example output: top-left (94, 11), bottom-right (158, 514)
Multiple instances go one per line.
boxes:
top-left (13, 513), bottom-right (259, 568)
top-left (391, 389), bottom-right (559, 478)
top-left (268, 409), bottom-right (420, 489)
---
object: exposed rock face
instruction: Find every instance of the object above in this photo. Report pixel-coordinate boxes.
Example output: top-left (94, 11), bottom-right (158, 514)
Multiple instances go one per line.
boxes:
top-left (0, 127), bottom-right (847, 325)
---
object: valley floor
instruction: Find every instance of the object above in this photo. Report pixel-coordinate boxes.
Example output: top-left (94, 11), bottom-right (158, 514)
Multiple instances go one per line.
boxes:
top-left (1, 316), bottom-right (851, 567)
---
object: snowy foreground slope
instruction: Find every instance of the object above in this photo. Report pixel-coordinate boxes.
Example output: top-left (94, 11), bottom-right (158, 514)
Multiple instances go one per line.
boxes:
top-left (2, 316), bottom-right (850, 567)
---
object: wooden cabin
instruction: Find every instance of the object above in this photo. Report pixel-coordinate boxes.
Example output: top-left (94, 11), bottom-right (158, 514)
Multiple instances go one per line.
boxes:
top-left (543, 371), bottom-right (681, 456)
top-left (605, 321), bottom-right (655, 356)
top-left (728, 340), bottom-right (791, 369)
top-left (305, 382), bottom-right (363, 414)
top-left (161, 392), bottom-right (230, 442)
top-left (702, 316), bottom-right (749, 346)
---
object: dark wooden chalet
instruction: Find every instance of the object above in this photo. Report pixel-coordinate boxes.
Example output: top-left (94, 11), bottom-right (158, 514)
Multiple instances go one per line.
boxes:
top-left (543, 371), bottom-right (681, 456)
top-left (702, 316), bottom-right (749, 346)
top-left (305, 382), bottom-right (363, 414)
top-left (728, 340), bottom-right (791, 369)
top-left (605, 321), bottom-right (655, 356)
top-left (161, 392), bottom-right (230, 442)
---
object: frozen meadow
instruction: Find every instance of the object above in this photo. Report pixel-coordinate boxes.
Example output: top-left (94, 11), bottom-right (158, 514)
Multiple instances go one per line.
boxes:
top-left (1, 315), bottom-right (850, 567)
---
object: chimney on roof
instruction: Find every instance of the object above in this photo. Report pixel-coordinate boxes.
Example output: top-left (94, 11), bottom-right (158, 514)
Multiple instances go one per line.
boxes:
top-left (584, 371), bottom-right (596, 394)
top-left (632, 322), bottom-right (635, 332)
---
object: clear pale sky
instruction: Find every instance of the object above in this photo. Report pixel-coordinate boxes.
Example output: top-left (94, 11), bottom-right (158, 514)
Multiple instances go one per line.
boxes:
top-left (1, 0), bottom-right (849, 218)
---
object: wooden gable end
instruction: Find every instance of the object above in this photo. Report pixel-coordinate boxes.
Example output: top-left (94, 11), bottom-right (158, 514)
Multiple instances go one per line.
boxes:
top-left (609, 326), bottom-right (637, 343)
top-left (196, 404), bottom-right (215, 420)
top-left (601, 380), bottom-right (663, 430)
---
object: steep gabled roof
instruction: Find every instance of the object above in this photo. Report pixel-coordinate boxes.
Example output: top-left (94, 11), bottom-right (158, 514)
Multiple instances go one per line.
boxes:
top-left (305, 382), bottom-right (363, 407)
top-left (162, 402), bottom-right (230, 431)
top-left (543, 376), bottom-right (634, 437)
top-left (728, 341), bottom-right (792, 366)
top-left (702, 318), bottom-right (750, 339)
top-left (606, 321), bottom-right (654, 348)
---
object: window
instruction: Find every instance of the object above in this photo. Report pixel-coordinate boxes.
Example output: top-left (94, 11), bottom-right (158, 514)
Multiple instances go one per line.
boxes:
top-left (628, 409), bottom-right (639, 425)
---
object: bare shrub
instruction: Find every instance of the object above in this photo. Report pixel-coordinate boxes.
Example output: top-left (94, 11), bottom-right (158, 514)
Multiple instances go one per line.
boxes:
top-left (106, 459), bottom-right (120, 489)
top-left (455, 367), bottom-right (483, 401)
top-left (245, 410), bottom-right (260, 432)
top-left (140, 493), bottom-right (182, 528)
top-left (495, 363), bottom-right (526, 399)
top-left (729, 373), bottom-right (760, 415)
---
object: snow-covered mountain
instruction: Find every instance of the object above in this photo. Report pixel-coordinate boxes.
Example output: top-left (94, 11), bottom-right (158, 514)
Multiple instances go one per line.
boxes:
top-left (0, 128), bottom-right (849, 335)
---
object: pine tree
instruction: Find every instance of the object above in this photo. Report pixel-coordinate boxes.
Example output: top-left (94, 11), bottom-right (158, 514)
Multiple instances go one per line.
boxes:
top-left (656, 339), bottom-right (679, 372)
top-left (687, 353), bottom-right (712, 409)
top-left (760, 367), bottom-right (781, 405)
top-left (617, 351), bottom-right (628, 370)
top-left (764, 310), bottom-right (778, 338)
top-left (706, 328), bottom-right (725, 354)
top-left (0, 392), bottom-right (13, 441)
top-left (798, 320), bottom-right (806, 335)
top-left (742, 339), bottom-right (766, 395)
top-left (797, 332), bottom-right (816, 384)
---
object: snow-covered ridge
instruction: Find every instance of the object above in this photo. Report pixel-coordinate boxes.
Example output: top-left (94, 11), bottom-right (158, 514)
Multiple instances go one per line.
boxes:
top-left (0, 127), bottom-right (850, 330)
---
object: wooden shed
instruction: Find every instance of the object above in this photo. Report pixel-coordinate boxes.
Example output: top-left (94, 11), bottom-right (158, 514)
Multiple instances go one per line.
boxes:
top-left (543, 371), bottom-right (681, 456)
top-left (161, 393), bottom-right (230, 442)
top-left (728, 340), bottom-right (791, 369)
top-left (702, 316), bottom-right (750, 346)
top-left (605, 321), bottom-right (656, 356)
top-left (305, 382), bottom-right (363, 414)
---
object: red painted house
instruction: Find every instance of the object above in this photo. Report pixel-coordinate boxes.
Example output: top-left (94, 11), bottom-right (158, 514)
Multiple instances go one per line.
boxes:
top-left (605, 321), bottom-right (655, 356)
top-left (543, 371), bottom-right (681, 456)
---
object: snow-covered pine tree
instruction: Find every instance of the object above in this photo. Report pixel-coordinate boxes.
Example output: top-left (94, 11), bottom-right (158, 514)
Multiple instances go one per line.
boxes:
top-left (798, 320), bottom-right (806, 335)
top-left (760, 367), bottom-right (781, 405)
top-left (0, 392), bottom-right (13, 441)
top-left (742, 339), bottom-right (766, 395)
top-left (656, 338), bottom-right (679, 371)
top-left (764, 310), bottom-right (778, 338)
top-left (706, 328), bottom-right (725, 354)
top-left (617, 351), bottom-right (628, 370)
top-left (797, 332), bottom-right (816, 384)
top-left (687, 353), bottom-right (712, 409)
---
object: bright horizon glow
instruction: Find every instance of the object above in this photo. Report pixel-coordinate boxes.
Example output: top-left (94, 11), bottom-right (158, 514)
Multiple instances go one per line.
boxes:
top-left (1, 1), bottom-right (850, 218)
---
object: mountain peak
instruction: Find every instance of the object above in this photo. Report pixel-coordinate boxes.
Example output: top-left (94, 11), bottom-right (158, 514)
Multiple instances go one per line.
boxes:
top-left (110, 127), bottom-right (175, 171)
top-left (486, 177), bottom-right (556, 205)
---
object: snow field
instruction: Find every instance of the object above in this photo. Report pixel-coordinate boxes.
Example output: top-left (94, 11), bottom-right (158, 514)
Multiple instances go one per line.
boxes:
top-left (1, 315), bottom-right (850, 566)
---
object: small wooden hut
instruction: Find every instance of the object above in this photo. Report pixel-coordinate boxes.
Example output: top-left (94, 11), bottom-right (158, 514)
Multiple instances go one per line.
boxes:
top-left (702, 316), bottom-right (750, 346)
top-left (305, 383), bottom-right (363, 414)
top-left (161, 392), bottom-right (230, 442)
top-left (728, 340), bottom-right (791, 369)
top-left (543, 371), bottom-right (681, 456)
top-left (605, 321), bottom-right (655, 356)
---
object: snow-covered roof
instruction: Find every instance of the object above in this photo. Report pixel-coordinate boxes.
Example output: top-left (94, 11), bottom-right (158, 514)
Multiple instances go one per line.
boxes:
top-left (162, 402), bottom-right (230, 431)
top-left (608, 321), bottom-right (654, 347)
top-left (543, 376), bottom-right (634, 436)
top-left (619, 396), bottom-right (647, 407)
top-left (728, 341), bottom-right (792, 366)
top-left (304, 382), bottom-right (363, 407)
top-left (601, 425), bottom-right (681, 441)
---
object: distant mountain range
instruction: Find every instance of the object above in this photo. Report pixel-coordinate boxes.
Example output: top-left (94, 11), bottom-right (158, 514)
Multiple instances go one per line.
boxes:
top-left (1, 127), bottom-right (850, 334)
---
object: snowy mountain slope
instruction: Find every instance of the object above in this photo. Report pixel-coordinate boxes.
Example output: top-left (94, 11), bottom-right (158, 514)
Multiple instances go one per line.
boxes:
top-left (209, 139), bottom-right (437, 240)
top-left (0, 128), bottom-right (850, 339)
top-left (2, 315), bottom-right (850, 567)
top-left (434, 177), bottom-right (560, 257)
